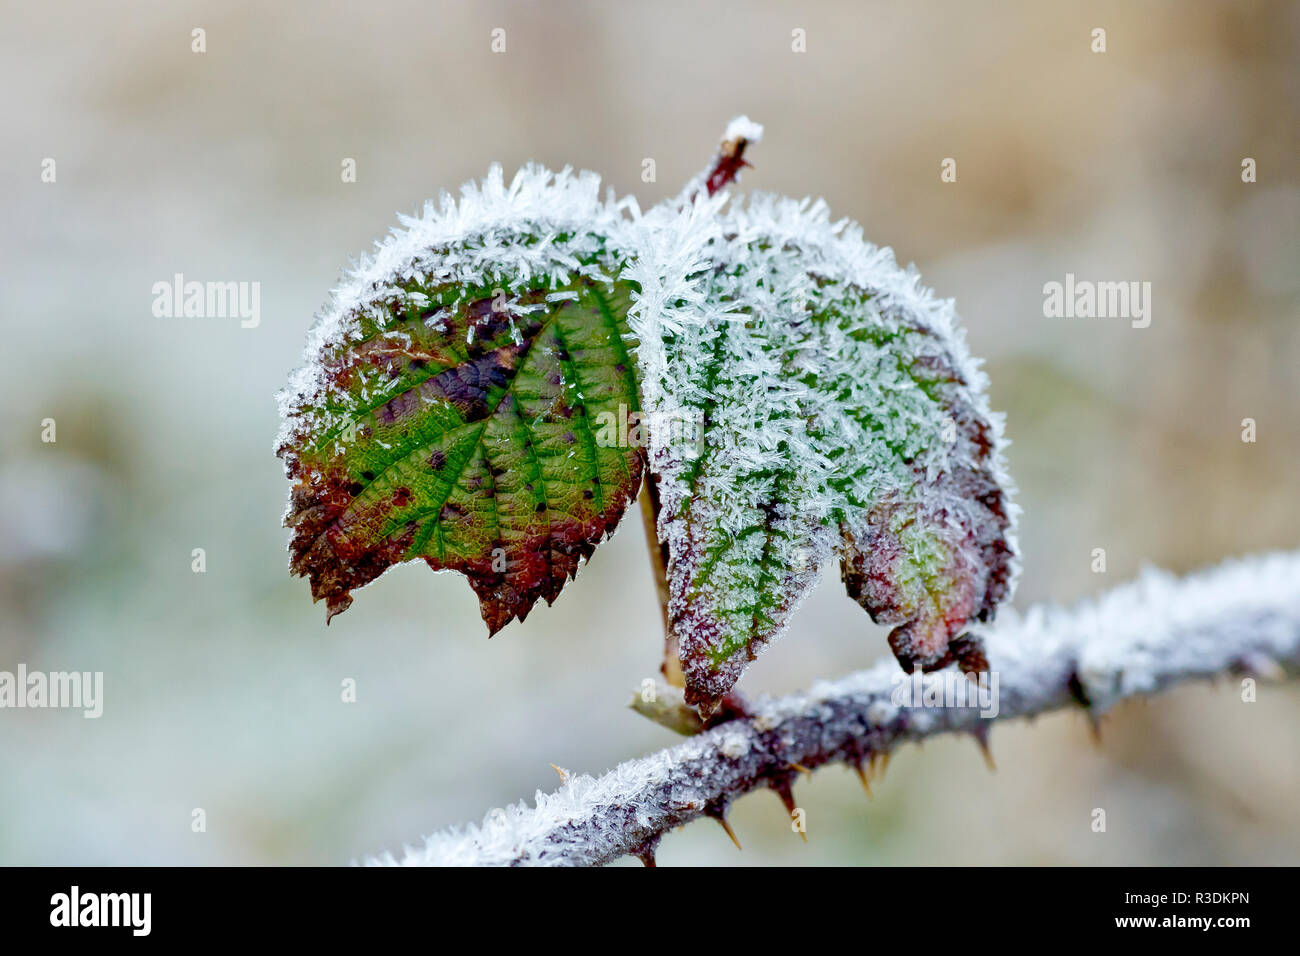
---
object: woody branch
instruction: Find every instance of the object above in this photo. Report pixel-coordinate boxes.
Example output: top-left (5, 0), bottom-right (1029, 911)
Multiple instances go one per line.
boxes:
top-left (372, 549), bottom-right (1300, 867)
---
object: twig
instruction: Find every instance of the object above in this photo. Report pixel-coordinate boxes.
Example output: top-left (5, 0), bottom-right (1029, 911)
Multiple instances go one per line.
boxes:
top-left (673, 115), bottom-right (764, 207)
top-left (637, 479), bottom-right (679, 686)
top-left (371, 550), bottom-right (1300, 868)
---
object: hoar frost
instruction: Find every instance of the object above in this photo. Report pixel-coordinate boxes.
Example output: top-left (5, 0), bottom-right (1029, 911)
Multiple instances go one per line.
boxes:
top-left (276, 118), bottom-right (1018, 715)
top-left (629, 191), bottom-right (1019, 710)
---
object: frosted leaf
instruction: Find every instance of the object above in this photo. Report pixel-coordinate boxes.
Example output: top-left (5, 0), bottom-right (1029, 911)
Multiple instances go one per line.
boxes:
top-left (276, 122), bottom-right (1019, 710)
top-left (628, 193), bottom-right (1019, 711)
top-left (276, 164), bottom-right (647, 631)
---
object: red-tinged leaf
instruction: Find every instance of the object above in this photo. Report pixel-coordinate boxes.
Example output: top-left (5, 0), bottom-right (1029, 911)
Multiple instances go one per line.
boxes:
top-left (276, 165), bottom-right (645, 632)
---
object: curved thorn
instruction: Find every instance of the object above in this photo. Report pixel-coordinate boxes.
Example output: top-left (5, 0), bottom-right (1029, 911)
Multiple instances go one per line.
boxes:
top-left (715, 816), bottom-right (742, 851)
top-left (704, 803), bottom-right (741, 851)
top-left (1066, 667), bottom-right (1102, 745)
top-left (769, 776), bottom-right (796, 813)
top-left (769, 776), bottom-right (807, 843)
top-left (1085, 713), bottom-right (1103, 747)
top-left (849, 757), bottom-right (872, 798)
top-left (972, 726), bottom-right (996, 772)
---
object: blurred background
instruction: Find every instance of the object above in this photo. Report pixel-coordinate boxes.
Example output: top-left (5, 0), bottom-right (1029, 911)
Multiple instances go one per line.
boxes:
top-left (1, 0), bottom-right (1297, 865)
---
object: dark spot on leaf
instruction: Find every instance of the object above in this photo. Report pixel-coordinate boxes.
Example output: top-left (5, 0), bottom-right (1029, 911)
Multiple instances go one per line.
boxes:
top-left (278, 277), bottom-right (645, 635)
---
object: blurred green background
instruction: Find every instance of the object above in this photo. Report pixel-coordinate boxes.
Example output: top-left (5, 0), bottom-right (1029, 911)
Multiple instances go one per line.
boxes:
top-left (1, 0), bottom-right (1297, 865)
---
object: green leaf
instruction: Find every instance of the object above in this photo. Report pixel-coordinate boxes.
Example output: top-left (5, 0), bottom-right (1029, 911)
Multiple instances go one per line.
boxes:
top-left (277, 165), bottom-right (645, 632)
top-left (629, 195), bottom-right (1018, 711)
top-left (277, 150), bottom-right (1019, 717)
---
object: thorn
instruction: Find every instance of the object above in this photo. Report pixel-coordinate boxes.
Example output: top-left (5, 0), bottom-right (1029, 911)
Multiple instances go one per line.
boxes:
top-left (972, 725), bottom-right (996, 772)
top-left (769, 774), bottom-right (806, 841)
top-left (550, 763), bottom-right (570, 784)
top-left (713, 816), bottom-right (742, 851)
top-left (632, 834), bottom-right (661, 867)
top-left (845, 741), bottom-right (873, 798)
top-left (788, 762), bottom-right (812, 776)
top-left (1085, 712), bottom-right (1103, 747)
top-left (770, 776), bottom-right (797, 815)
top-left (877, 751), bottom-right (891, 781)
top-left (1067, 668), bottom-right (1103, 747)
top-left (848, 757), bottom-right (872, 798)
top-left (704, 803), bottom-right (741, 851)
top-left (718, 817), bottom-right (743, 851)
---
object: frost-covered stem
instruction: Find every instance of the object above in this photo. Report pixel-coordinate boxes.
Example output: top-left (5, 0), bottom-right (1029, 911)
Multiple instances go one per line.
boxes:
top-left (638, 478), bottom-right (680, 686)
top-left (375, 550), bottom-right (1300, 867)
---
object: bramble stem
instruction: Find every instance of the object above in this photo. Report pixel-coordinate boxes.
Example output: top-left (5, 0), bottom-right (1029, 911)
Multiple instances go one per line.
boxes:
top-left (372, 550), bottom-right (1300, 867)
top-left (638, 477), bottom-right (680, 687)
